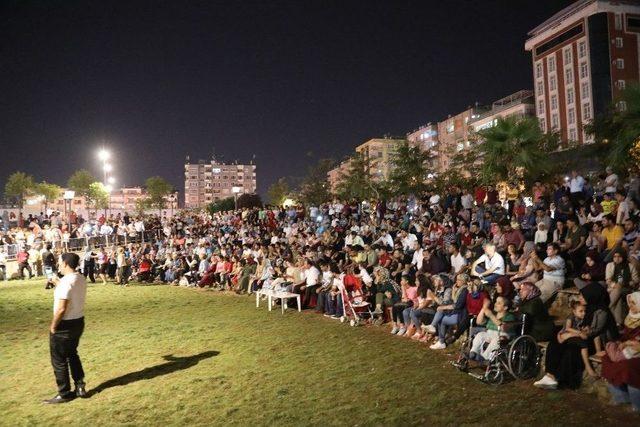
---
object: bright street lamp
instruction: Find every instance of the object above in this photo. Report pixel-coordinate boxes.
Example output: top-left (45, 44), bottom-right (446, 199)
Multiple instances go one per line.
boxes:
top-left (63, 190), bottom-right (75, 231)
top-left (103, 163), bottom-right (113, 172)
top-left (98, 149), bottom-right (110, 161)
top-left (105, 184), bottom-right (113, 193)
top-left (108, 176), bottom-right (116, 184)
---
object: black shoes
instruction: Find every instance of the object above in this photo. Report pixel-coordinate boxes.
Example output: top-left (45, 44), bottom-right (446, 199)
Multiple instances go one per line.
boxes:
top-left (43, 394), bottom-right (75, 404)
top-left (75, 381), bottom-right (87, 398)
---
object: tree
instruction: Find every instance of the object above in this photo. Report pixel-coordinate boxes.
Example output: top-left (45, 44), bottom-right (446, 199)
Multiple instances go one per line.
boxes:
top-left (587, 83), bottom-right (640, 172)
top-left (297, 158), bottom-right (335, 206)
top-left (207, 197), bottom-right (235, 215)
top-left (145, 176), bottom-right (174, 214)
top-left (4, 171), bottom-right (34, 211)
top-left (335, 153), bottom-right (375, 200)
top-left (237, 193), bottom-right (263, 209)
top-left (87, 182), bottom-right (109, 213)
top-left (476, 116), bottom-right (549, 186)
top-left (388, 141), bottom-right (431, 195)
top-left (35, 181), bottom-right (62, 212)
top-left (67, 169), bottom-right (96, 199)
top-left (267, 178), bottom-right (290, 206)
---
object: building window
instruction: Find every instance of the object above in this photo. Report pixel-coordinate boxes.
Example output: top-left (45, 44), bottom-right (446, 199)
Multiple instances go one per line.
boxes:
top-left (550, 75), bottom-right (557, 91)
top-left (583, 103), bottom-right (591, 120)
top-left (569, 128), bottom-right (577, 142)
top-left (567, 87), bottom-right (575, 104)
top-left (579, 41), bottom-right (586, 58)
top-left (580, 62), bottom-right (588, 78)
top-left (551, 94), bottom-right (558, 110)
top-left (548, 56), bottom-right (556, 72)
top-left (536, 62), bottom-right (542, 79)
top-left (538, 100), bottom-right (545, 115)
top-left (565, 68), bottom-right (573, 84)
top-left (581, 82), bottom-right (590, 99)
top-left (615, 13), bottom-right (622, 30)
top-left (551, 114), bottom-right (559, 130)
top-left (563, 47), bottom-right (572, 64)
top-left (617, 79), bottom-right (626, 90)
top-left (537, 80), bottom-right (543, 95)
top-left (617, 101), bottom-right (627, 111)
top-left (615, 37), bottom-right (623, 48)
top-left (616, 58), bottom-right (624, 69)
top-left (539, 118), bottom-right (546, 132)
top-left (568, 108), bottom-right (575, 125)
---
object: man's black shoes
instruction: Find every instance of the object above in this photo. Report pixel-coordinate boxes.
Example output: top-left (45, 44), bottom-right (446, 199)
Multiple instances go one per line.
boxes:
top-left (75, 382), bottom-right (87, 398)
top-left (43, 394), bottom-right (75, 404)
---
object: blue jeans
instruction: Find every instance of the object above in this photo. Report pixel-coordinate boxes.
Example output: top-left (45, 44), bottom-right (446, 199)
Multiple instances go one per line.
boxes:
top-left (608, 384), bottom-right (640, 411)
top-left (475, 265), bottom-right (500, 285)
top-left (430, 311), bottom-right (459, 343)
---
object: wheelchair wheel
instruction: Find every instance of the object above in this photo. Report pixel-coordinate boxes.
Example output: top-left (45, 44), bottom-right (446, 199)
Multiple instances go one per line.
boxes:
top-left (484, 366), bottom-right (504, 385)
top-left (507, 335), bottom-right (540, 379)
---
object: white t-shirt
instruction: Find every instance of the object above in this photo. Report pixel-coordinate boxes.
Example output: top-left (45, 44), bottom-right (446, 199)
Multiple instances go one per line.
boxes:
top-left (477, 252), bottom-right (505, 275)
top-left (451, 252), bottom-right (467, 274)
top-left (54, 272), bottom-right (87, 320)
top-left (543, 256), bottom-right (565, 280)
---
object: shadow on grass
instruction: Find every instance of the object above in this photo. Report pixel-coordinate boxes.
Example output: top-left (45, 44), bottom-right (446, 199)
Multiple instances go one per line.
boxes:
top-left (88, 351), bottom-right (220, 397)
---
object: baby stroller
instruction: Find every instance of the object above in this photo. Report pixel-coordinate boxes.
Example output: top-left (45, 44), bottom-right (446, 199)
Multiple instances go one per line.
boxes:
top-left (453, 314), bottom-right (541, 385)
top-left (339, 278), bottom-right (380, 327)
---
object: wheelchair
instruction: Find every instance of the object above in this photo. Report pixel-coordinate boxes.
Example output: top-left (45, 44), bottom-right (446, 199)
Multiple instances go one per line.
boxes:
top-left (452, 314), bottom-right (541, 385)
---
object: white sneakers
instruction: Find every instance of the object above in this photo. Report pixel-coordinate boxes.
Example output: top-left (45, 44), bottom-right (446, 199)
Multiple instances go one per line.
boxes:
top-left (425, 325), bottom-right (436, 334)
top-left (533, 374), bottom-right (558, 389)
top-left (390, 326), bottom-right (399, 335)
top-left (397, 327), bottom-right (407, 336)
top-left (429, 341), bottom-right (446, 350)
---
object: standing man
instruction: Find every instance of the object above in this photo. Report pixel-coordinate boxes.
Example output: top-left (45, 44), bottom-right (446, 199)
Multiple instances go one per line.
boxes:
top-left (44, 253), bottom-right (87, 404)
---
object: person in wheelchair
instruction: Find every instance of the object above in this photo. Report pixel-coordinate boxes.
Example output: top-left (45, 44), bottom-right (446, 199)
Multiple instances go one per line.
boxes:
top-left (469, 296), bottom-right (516, 363)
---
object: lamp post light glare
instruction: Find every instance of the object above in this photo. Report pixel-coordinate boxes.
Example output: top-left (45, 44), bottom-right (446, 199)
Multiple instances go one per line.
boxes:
top-left (98, 149), bottom-right (110, 161)
top-left (103, 163), bottom-right (113, 172)
top-left (108, 176), bottom-right (116, 184)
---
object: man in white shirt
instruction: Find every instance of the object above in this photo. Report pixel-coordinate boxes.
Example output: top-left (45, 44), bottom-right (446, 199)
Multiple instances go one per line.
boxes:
top-left (400, 230), bottom-right (417, 252)
top-left (449, 243), bottom-right (467, 275)
top-left (533, 243), bottom-right (566, 303)
top-left (470, 243), bottom-right (504, 285)
top-left (298, 259), bottom-right (320, 309)
top-left (569, 170), bottom-right (585, 206)
top-left (44, 253), bottom-right (88, 404)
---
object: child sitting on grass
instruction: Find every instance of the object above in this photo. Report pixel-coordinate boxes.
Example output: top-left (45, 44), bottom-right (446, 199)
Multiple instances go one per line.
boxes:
top-left (557, 300), bottom-right (599, 378)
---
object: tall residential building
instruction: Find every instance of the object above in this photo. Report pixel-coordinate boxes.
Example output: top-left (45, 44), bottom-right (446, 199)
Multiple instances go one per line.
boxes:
top-left (355, 137), bottom-right (405, 182)
top-left (184, 157), bottom-right (257, 208)
top-left (406, 123), bottom-right (439, 171)
top-left (436, 105), bottom-right (489, 173)
top-left (525, 0), bottom-right (640, 146)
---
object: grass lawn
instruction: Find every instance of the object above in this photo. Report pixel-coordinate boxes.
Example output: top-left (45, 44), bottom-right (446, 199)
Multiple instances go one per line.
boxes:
top-left (1, 279), bottom-right (637, 426)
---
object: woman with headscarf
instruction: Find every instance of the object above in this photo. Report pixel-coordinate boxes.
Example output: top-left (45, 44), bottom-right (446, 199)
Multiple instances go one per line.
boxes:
top-left (535, 282), bottom-right (618, 390)
top-left (573, 250), bottom-right (606, 290)
top-left (606, 249), bottom-right (640, 325)
top-left (517, 282), bottom-right (555, 342)
top-left (602, 292), bottom-right (640, 412)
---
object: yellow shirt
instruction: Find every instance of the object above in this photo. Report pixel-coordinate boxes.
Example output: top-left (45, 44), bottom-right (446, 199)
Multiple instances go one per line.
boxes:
top-left (602, 225), bottom-right (623, 250)
top-left (601, 200), bottom-right (618, 216)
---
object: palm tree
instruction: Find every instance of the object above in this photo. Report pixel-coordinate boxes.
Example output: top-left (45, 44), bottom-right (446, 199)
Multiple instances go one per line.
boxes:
top-left (476, 116), bottom-right (548, 185)
top-left (587, 83), bottom-right (640, 171)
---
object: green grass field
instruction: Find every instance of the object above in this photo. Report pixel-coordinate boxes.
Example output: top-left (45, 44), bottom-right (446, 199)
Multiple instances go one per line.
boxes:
top-left (0, 280), bottom-right (637, 426)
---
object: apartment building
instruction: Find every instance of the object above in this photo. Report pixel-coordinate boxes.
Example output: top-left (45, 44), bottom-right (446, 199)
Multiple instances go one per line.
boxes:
top-left (525, 0), bottom-right (640, 146)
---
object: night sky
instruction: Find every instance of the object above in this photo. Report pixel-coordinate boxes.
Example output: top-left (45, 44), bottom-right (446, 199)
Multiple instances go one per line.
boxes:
top-left (0, 0), bottom-right (575, 198)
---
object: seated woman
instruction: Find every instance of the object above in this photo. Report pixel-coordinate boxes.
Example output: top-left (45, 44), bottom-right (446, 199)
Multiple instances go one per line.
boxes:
top-left (445, 278), bottom-right (491, 345)
top-left (606, 249), bottom-right (640, 326)
top-left (516, 282), bottom-right (555, 343)
top-left (534, 282), bottom-right (618, 390)
top-left (573, 250), bottom-right (605, 290)
top-left (390, 273), bottom-right (417, 336)
top-left (496, 276), bottom-right (515, 300)
top-left (510, 242), bottom-right (538, 286)
top-left (505, 244), bottom-right (521, 276)
top-left (469, 295), bottom-right (516, 362)
top-left (556, 300), bottom-right (599, 378)
top-left (372, 266), bottom-right (400, 315)
top-left (426, 273), bottom-right (468, 350)
top-left (403, 274), bottom-right (436, 339)
top-left (602, 292), bottom-right (640, 412)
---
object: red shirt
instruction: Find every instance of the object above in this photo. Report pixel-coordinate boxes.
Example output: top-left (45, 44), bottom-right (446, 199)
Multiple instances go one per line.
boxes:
top-left (378, 252), bottom-right (391, 267)
top-left (474, 187), bottom-right (487, 206)
top-left (17, 251), bottom-right (29, 263)
top-left (466, 291), bottom-right (490, 316)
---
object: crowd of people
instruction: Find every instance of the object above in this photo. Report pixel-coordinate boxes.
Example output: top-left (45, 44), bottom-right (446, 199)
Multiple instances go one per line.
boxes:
top-left (2, 167), bottom-right (640, 412)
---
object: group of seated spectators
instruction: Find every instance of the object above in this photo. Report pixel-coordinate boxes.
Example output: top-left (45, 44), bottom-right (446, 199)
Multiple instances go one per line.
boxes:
top-left (6, 166), bottom-right (640, 412)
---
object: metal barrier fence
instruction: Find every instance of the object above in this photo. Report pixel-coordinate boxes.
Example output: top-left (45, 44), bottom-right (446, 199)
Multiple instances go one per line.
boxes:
top-left (0, 230), bottom-right (163, 261)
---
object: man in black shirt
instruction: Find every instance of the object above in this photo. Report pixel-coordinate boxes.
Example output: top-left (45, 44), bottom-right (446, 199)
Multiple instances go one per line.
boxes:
top-left (42, 244), bottom-right (57, 289)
